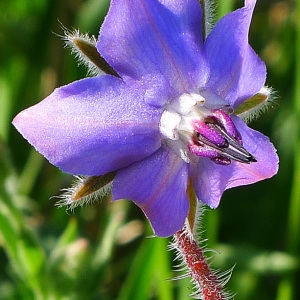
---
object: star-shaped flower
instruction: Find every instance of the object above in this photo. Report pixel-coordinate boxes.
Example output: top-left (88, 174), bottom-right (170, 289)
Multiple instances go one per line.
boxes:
top-left (13, 0), bottom-right (278, 237)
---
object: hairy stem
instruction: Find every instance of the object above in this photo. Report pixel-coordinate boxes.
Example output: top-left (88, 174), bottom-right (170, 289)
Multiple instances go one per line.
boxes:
top-left (173, 223), bottom-right (228, 299)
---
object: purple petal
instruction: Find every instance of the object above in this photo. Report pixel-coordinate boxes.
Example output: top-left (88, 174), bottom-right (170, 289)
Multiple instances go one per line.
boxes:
top-left (191, 116), bottom-right (278, 208)
top-left (97, 0), bottom-right (208, 92)
top-left (13, 76), bottom-right (162, 176)
top-left (204, 0), bottom-right (266, 108)
top-left (112, 147), bottom-right (189, 237)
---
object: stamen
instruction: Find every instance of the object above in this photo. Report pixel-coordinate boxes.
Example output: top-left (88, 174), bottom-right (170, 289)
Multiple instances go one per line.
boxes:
top-left (189, 110), bottom-right (257, 165)
top-left (210, 109), bottom-right (242, 144)
top-left (193, 121), bottom-right (227, 147)
top-left (159, 93), bottom-right (257, 166)
top-left (209, 123), bottom-right (257, 163)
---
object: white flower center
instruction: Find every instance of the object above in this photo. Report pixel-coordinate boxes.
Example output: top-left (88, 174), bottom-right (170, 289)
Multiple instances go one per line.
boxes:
top-left (159, 93), bottom-right (207, 163)
top-left (159, 93), bottom-right (256, 165)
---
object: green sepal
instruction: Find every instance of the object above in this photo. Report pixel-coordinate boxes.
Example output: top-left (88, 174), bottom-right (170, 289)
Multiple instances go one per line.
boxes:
top-left (187, 179), bottom-right (198, 233)
top-left (72, 172), bottom-right (116, 202)
top-left (73, 37), bottom-right (120, 77)
top-left (235, 91), bottom-right (269, 115)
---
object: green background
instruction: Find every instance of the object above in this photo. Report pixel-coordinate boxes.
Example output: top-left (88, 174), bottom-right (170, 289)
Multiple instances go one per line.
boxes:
top-left (1, 0), bottom-right (299, 299)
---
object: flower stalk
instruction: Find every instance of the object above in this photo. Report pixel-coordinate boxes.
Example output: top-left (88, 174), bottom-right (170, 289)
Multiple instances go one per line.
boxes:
top-left (173, 224), bottom-right (228, 300)
top-left (171, 182), bottom-right (231, 299)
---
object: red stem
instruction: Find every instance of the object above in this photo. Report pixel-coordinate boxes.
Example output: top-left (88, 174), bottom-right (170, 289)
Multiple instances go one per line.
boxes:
top-left (174, 225), bottom-right (225, 300)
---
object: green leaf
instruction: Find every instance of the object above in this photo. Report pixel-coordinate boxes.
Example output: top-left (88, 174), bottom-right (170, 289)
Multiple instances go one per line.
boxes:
top-left (117, 236), bottom-right (173, 300)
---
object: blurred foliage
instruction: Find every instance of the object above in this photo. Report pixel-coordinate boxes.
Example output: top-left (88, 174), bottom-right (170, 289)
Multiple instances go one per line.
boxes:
top-left (0, 0), bottom-right (299, 299)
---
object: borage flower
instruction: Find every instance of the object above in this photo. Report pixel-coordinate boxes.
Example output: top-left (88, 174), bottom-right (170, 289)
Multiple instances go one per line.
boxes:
top-left (13, 0), bottom-right (278, 237)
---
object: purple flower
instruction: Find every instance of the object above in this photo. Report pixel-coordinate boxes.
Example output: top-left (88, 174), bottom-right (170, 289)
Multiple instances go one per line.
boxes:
top-left (13, 0), bottom-right (278, 237)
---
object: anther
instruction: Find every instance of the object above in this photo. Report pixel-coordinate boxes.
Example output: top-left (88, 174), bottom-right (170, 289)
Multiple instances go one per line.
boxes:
top-left (189, 110), bottom-right (257, 165)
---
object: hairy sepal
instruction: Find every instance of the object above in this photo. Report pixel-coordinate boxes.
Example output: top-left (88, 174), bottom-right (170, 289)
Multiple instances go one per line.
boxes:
top-left (235, 86), bottom-right (276, 123)
top-left (62, 26), bottom-right (120, 77)
top-left (56, 172), bottom-right (115, 210)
